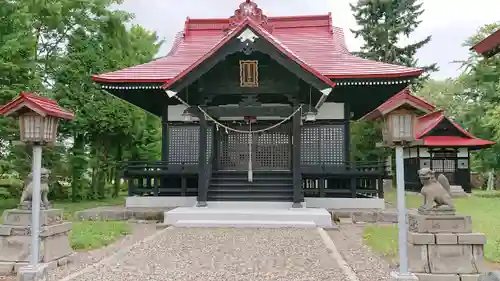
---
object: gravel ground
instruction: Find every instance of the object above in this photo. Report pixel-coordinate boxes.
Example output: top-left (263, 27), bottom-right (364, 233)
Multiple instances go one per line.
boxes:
top-left (61, 227), bottom-right (351, 281)
top-left (328, 224), bottom-right (396, 281)
top-left (47, 222), bottom-right (158, 281)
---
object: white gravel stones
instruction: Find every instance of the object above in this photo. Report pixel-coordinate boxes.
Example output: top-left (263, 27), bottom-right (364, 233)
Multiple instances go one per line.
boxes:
top-left (62, 228), bottom-right (351, 281)
top-left (328, 224), bottom-right (396, 281)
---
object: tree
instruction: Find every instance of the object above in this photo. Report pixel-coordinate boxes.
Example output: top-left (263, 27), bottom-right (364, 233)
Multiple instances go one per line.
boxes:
top-left (350, 0), bottom-right (438, 82)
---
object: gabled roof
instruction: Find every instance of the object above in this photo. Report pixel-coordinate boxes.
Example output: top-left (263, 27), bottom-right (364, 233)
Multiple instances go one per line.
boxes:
top-left (92, 1), bottom-right (423, 84)
top-left (0, 92), bottom-right (75, 120)
top-left (416, 110), bottom-right (495, 148)
top-left (163, 17), bottom-right (336, 96)
top-left (471, 28), bottom-right (500, 58)
top-left (362, 87), bottom-right (436, 120)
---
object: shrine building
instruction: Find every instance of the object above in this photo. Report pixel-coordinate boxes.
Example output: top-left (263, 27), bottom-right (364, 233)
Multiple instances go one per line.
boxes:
top-left (364, 88), bottom-right (495, 194)
top-left (92, 1), bottom-right (426, 216)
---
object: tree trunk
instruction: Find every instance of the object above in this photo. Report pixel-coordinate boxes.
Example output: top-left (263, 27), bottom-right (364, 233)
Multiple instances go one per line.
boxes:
top-left (113, 142), bottom-right (122, 198)
top-left (71, 134), bottom-right (86, 202)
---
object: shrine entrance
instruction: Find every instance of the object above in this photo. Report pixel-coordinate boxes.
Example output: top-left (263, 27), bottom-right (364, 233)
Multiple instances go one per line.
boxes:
top-left (217, 121), bottom-right (292, 171)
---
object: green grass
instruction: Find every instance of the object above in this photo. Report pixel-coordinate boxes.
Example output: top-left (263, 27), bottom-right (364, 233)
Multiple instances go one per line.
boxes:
top-left (0, 195), bottom-right (130, 251)
top-left (71, 220), bottom-right (131, 251)
top-left (364, 189), bottom-right (500, 263)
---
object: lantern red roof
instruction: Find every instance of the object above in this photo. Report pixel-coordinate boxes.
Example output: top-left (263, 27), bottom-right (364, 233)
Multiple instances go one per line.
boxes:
top-left (0, 92), bottom-right (75, 120)
top-left (361, 87), bottom-right (436, 120)
top-left (92, 1), bottom-right (423, 84)
top-left (471, 28), bottom-right (500, 58)
top-left (416, 110), bottom-right (495, 149)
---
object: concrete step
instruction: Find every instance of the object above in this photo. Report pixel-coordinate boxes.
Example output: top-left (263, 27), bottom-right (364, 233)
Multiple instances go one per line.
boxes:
top-left (204, 201), bottom-right (298, 209)
top-left (174, 219), bottom-right (317, 228)
top-left (164, 206), bottom-right (333, 228)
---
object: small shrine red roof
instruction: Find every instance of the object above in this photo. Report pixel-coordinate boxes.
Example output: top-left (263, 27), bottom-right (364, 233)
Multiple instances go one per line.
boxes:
top-left (0, 92), bottom-right (75, 120)
top-left (92, 1), bottom-right (423, 84)
top-left (361, 87), bottom-right (436, 120)
top-left (471, 28), bottom-right (500, 57)
top-left (416, 111), bottom-right (495, 148)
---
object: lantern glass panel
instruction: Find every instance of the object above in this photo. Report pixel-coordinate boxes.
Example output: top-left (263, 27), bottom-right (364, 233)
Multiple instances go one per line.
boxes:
top-left (390, 113), bottom-right (414, 140)
top-left (19, 113), bottom-right (59, 144)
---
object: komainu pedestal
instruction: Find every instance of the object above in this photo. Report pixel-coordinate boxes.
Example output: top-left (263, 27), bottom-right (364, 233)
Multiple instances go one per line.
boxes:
top-left (408, 212), bottom-right (487, 281)
top-left (0, 208), bottom-right (74, 275)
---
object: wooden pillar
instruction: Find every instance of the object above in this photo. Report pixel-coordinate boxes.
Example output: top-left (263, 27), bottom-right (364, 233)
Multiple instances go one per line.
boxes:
top-left (197, 110), bottom-right (208, 207)
top-left (292, 106), bottom-right (303, 207)
top-left (344, 103), bottom-right (351, 163)
top-left (161, 105), bottom-right (169, 191)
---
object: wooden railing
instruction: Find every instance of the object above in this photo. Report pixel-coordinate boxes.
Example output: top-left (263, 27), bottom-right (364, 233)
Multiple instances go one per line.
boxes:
top-left (123, 160), bottom-right (387, 199)
top-left (301, 161), bottom-right (387, 199)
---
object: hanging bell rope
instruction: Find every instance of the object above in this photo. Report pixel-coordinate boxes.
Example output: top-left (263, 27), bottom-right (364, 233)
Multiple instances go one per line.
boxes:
top-left (171, 93), bottom-right (303, 134)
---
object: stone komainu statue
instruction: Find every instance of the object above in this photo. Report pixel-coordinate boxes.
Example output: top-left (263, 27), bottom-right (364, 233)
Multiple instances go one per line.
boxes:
top-left (418, 168), bottom-right (455, 212)
top-left (19, 168), bottom-right (51, 209)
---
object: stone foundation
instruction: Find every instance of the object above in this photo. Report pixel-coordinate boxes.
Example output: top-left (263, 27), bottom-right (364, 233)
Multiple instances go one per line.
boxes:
top-left (0, 208), bottom-right (74, 275)
top-left (408, 212), bottom-right (487, 281)
top-left (450, 185), bottom-right (468, 198)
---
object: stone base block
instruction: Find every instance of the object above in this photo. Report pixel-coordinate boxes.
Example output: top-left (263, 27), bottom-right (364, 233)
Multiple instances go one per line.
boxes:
top-left (408, 243), bottom-right (430, 273)
top-left (390, 272), bottom-right (419, 281)
top-left (408, 213), bottom-right (472, 233)
top-left (0, 221), bottom-right (72, 263)
top-left (478, 271), bottom-right (500, 281)
top-left (16, 264), bottom-right (48, 281)
top-left (414, 273), bottom-right (460, 281)
top-left (2, 209), bottom-right (63, 227)
top-left (428, 244), bottom-right (486, 274)
top-left (0, 254), bottom-right (75, 275)
top-left (460, 274), bottom-right (481, 281)
top-left (0, 261), bottom-right (15, 275)
top-left (450, 186), bottom-right (468, 198)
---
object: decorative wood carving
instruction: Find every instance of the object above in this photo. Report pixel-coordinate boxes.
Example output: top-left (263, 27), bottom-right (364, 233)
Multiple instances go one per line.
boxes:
top-left (229, 0), bottom-right (273, 32)
top-left (240, 60), bottom-right (259, 87)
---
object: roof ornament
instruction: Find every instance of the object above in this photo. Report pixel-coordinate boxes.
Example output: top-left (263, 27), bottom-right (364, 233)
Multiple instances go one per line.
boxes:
top-left (229, 0), bottom-right (273, 32)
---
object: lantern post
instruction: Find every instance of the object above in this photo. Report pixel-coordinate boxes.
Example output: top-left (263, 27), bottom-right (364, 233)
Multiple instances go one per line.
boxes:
top-left (378, 108), bottom-right (422, 281)
top-left (0, 92), bottom-right (74, 280)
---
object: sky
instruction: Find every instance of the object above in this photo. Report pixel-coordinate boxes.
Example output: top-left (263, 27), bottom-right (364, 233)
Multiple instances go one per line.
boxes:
top-left (116, 0), bottom-right (500, 80)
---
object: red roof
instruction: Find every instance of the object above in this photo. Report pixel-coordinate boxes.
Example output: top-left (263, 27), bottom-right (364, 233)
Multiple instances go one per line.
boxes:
top-left (471, 28), bottom-right (500, 57)
top-left (163, 17), bottom-right (336, 95)
top-left (0, 92), bottom-right (75, 120)
top-left (362, 87), bottom-right (436, 120)
top-left (92, 1), bottom-right (423, 84)
top-left (416, 110), bottom-right (495, 148)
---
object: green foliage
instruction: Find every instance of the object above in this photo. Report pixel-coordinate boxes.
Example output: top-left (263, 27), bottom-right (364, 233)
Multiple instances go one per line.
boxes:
top-left (0, 0), bottom-right (163, 201)
top-left (350, 120), bottom-right (389, 162)
top-left (350, 0), bottom-right (438, 86)
top-left (415, 22), bottom-right (500, 173)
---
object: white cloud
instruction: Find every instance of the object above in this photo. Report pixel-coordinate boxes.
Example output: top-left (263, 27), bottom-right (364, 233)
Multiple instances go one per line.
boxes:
top-left (117, 0), bottom-right (500, 80)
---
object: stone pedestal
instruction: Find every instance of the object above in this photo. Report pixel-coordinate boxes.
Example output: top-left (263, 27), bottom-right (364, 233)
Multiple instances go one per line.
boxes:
top-left (450, 185), bottom-right (468, 198)
top-left (408, 212), bottom-right (487, 281)
top-left (0, 209), bottom-right (74, 275)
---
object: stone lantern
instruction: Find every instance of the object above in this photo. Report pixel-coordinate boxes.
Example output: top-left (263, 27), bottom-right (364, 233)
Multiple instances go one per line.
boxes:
top-left (0, 92), bottom-right (74, 281)
top-left (373, 102), bottom-right (422, 281)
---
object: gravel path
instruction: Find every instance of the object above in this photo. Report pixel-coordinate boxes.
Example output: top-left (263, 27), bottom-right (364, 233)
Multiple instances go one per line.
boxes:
top-left (48, 222), bottom-right (158, 281)
top-left (328, 224), bottom-right (396, 281)
top-left (59, 227), bottom-right (351, 281)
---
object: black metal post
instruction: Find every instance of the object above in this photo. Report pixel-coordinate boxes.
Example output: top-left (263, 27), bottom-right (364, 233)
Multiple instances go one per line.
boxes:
top-left (161, 105), bottom-right (169, 191)
top-left (292, 106), bottom-right (303, 207)
top-left (197, 110), bottom-right (208, 207)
